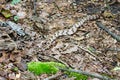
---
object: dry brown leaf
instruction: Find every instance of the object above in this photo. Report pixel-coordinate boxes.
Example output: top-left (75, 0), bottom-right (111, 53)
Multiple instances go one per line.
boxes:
top-left (0, 52), bottom-right (8, 62)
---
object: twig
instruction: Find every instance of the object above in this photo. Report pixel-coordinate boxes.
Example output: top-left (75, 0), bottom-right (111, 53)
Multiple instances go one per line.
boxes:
top-left (47, 55), bottom-right (72, 68)
top-left (33, 0), bottom-right (37, 15)
top-left (58, 68), bottom-right (113, 80)
top-left (53, 2), bottom-right (62, 12)
top-left (96, 21), bottom-right (120, 42)
top-left (78, 46), bottom-right (102, 62)
top-left (44, 73), bottom-right (63, 80)
top-left (105, 48), bottom-right (120, 52)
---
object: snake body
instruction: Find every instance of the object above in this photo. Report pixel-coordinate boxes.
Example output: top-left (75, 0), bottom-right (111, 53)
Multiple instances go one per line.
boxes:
top-left (49, 14), bottom-right (100, 43)
top-left (0, 14), bottom-right (100, 50)
top-left (44, 14), bottom-right (100, 49)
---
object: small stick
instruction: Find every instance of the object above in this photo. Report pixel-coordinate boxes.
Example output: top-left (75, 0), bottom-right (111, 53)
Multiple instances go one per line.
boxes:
top-left (58, 68), bottom-right (113, 80)
top-left (105, 48), bottom-right (120, 52)
top-left (44, 73), bottom-right (63, 80)
top-left (33, 0), bottom-right (37, 15)
top-left (53, 2), bottom-right (62, 12)
top-left (96, 21), bottom-right (120, 42)
top-left (47, 55), bottom-right (72, 68)
top-left (78, 46), bottom-right (102, 62)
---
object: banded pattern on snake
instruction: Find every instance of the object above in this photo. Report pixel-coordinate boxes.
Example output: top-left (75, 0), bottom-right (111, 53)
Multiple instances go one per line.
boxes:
top-left (44, 14), bottom-right (100, 49)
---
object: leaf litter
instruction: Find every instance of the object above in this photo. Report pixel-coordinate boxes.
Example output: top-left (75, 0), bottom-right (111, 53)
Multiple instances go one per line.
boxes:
top-left (0, 0), bottom-right (120, 80)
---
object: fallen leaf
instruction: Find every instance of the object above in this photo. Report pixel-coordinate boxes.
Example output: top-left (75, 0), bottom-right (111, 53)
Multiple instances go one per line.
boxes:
top-left (1, 9), bottom-right (12, 18)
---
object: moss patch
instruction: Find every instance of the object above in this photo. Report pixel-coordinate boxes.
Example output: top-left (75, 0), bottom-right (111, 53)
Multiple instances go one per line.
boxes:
top-left (27, 61), bottom-right (65, 75)
top-left (27, 61), bottom-right (88, 80)
top-left (67, 71), bottom-right (88, 80)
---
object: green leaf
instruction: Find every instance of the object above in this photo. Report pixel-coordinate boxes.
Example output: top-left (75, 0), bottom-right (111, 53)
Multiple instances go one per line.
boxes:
top-left (1, 9), bottom-right (12, 18)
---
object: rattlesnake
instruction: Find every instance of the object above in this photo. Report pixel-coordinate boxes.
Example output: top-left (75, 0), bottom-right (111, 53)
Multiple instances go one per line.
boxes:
top-left (43, 14), bottom-right (100, 50)
top-left (0, 14), bottom-right (100, 51)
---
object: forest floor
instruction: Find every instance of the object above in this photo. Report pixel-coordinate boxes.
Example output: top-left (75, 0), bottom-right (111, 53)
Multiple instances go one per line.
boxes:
top-left (0, 0), bottom-right (120, 80)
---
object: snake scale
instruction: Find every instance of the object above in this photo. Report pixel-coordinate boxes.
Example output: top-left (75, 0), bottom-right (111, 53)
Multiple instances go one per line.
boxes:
top-left (44, 14), bottom-right (100, 50)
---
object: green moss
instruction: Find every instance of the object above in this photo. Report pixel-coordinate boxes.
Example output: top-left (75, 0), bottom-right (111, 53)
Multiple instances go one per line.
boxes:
top-left (66, 72), bottom-right (88, 80)
top-left (27, 61), bottom-right (65, 75)
top-left (27, 61), bottom-right (88, 80)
